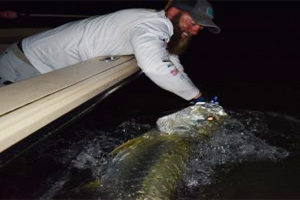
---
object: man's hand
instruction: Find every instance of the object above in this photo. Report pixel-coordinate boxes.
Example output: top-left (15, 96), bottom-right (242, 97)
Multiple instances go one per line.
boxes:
top-left (193, 93), bottom-right (202, 99)
top-left (191, 93), bottom-right (219, 104)
top-left (191, 93), bottom-right (206, 104)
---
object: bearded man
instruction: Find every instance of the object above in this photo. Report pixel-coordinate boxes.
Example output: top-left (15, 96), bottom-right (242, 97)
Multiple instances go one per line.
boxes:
top-left (0, 0), bottom-right (220, 103)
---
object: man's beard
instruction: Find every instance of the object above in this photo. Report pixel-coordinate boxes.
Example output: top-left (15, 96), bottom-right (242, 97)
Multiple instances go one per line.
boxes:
top-left (167, 13), bottom-right (192, 55)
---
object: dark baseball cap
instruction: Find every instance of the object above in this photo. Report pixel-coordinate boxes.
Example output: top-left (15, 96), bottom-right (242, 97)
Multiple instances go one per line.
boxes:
top-left (170, 0), bottom-right (221, 34)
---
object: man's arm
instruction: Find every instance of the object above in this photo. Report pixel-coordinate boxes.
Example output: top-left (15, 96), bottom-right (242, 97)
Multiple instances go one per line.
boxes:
top-left (130, 24), bottom-right (201, 101)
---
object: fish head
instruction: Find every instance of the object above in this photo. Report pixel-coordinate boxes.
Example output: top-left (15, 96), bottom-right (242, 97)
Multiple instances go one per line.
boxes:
top-left (157, 103), bottom-right (228, 136)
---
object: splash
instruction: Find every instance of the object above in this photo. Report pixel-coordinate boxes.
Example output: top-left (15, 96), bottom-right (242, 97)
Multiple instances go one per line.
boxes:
top-left (181, 110), bottom-right (289, 196)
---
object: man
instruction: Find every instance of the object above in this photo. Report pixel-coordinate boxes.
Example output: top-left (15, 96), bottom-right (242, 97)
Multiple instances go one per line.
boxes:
top-left (0, 0), bottom-right (220, 103)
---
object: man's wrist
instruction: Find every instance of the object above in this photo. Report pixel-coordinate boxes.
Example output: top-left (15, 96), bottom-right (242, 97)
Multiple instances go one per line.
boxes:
top-left (192, 93), bottom-right (202, 100)
top-left (191, 93), bottom-right (206, 104)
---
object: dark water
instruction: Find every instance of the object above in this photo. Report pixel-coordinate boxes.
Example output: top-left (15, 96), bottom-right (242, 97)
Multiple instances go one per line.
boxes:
top-left (0, 78), bottom-right (300, 199)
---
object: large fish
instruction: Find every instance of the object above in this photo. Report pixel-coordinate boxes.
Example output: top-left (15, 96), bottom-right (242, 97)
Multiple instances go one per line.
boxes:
top-left (53, 103), bottom-right (227, 199)
top-left (98, 102), bottom-right (228, 199)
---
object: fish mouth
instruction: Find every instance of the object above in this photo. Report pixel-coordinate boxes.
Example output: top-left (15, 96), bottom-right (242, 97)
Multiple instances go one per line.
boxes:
top-left (173, 125), bottom-right (192, 133)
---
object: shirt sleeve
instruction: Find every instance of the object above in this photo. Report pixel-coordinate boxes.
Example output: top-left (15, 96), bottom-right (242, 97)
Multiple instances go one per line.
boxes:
top-left (130, 22), bottom-right (200, 100)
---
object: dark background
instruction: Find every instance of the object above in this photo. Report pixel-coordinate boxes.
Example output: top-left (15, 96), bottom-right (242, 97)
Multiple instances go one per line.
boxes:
top-left (1, 0), bottom-right (300, 117)
top-left (0, 2), bottom-right (300, 198)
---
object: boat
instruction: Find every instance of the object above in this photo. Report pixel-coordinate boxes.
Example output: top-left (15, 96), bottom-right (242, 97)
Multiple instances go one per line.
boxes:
top-left (0, 54), bottom-right (140, 163)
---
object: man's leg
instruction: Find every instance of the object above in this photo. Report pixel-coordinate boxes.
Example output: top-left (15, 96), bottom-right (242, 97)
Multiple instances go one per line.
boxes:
top-left (0, 43), bottom-right (40, 86)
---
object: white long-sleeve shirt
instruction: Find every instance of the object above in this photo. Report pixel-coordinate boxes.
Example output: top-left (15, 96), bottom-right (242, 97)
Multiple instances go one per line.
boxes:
top-left (22, 9), bottom-right (200, 100)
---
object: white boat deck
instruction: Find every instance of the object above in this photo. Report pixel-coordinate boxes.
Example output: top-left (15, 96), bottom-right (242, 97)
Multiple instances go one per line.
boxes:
top-left (0, 55), bottom-right (139, 153)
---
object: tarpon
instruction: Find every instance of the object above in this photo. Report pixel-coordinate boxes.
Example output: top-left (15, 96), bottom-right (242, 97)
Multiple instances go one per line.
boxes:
top-left (56, 103), bottom-right (228, 199)
top-left (98, 102), bottom-right (228, 199)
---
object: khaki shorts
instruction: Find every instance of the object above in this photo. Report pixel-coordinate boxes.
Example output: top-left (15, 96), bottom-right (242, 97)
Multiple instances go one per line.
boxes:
top-left (0, 43), bottom-right (40, 86)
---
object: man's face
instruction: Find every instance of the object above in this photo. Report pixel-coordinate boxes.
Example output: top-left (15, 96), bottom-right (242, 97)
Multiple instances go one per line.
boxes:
top-left (167, 12), bottom-right (204, 55)
top-left (178, 12), bottom-right (204, 38)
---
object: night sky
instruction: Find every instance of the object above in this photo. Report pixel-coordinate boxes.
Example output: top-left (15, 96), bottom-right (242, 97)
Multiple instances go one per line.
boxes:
top-left (1, 1), bottom-right (300, 116)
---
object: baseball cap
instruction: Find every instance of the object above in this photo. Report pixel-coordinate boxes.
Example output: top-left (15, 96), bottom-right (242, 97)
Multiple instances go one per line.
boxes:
top-left (170, 0), bottom-right (221, 34)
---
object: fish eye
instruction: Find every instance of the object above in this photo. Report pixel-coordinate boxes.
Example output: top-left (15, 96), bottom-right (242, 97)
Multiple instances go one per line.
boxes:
top-left (207, 116), bottom-right (214, 121)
